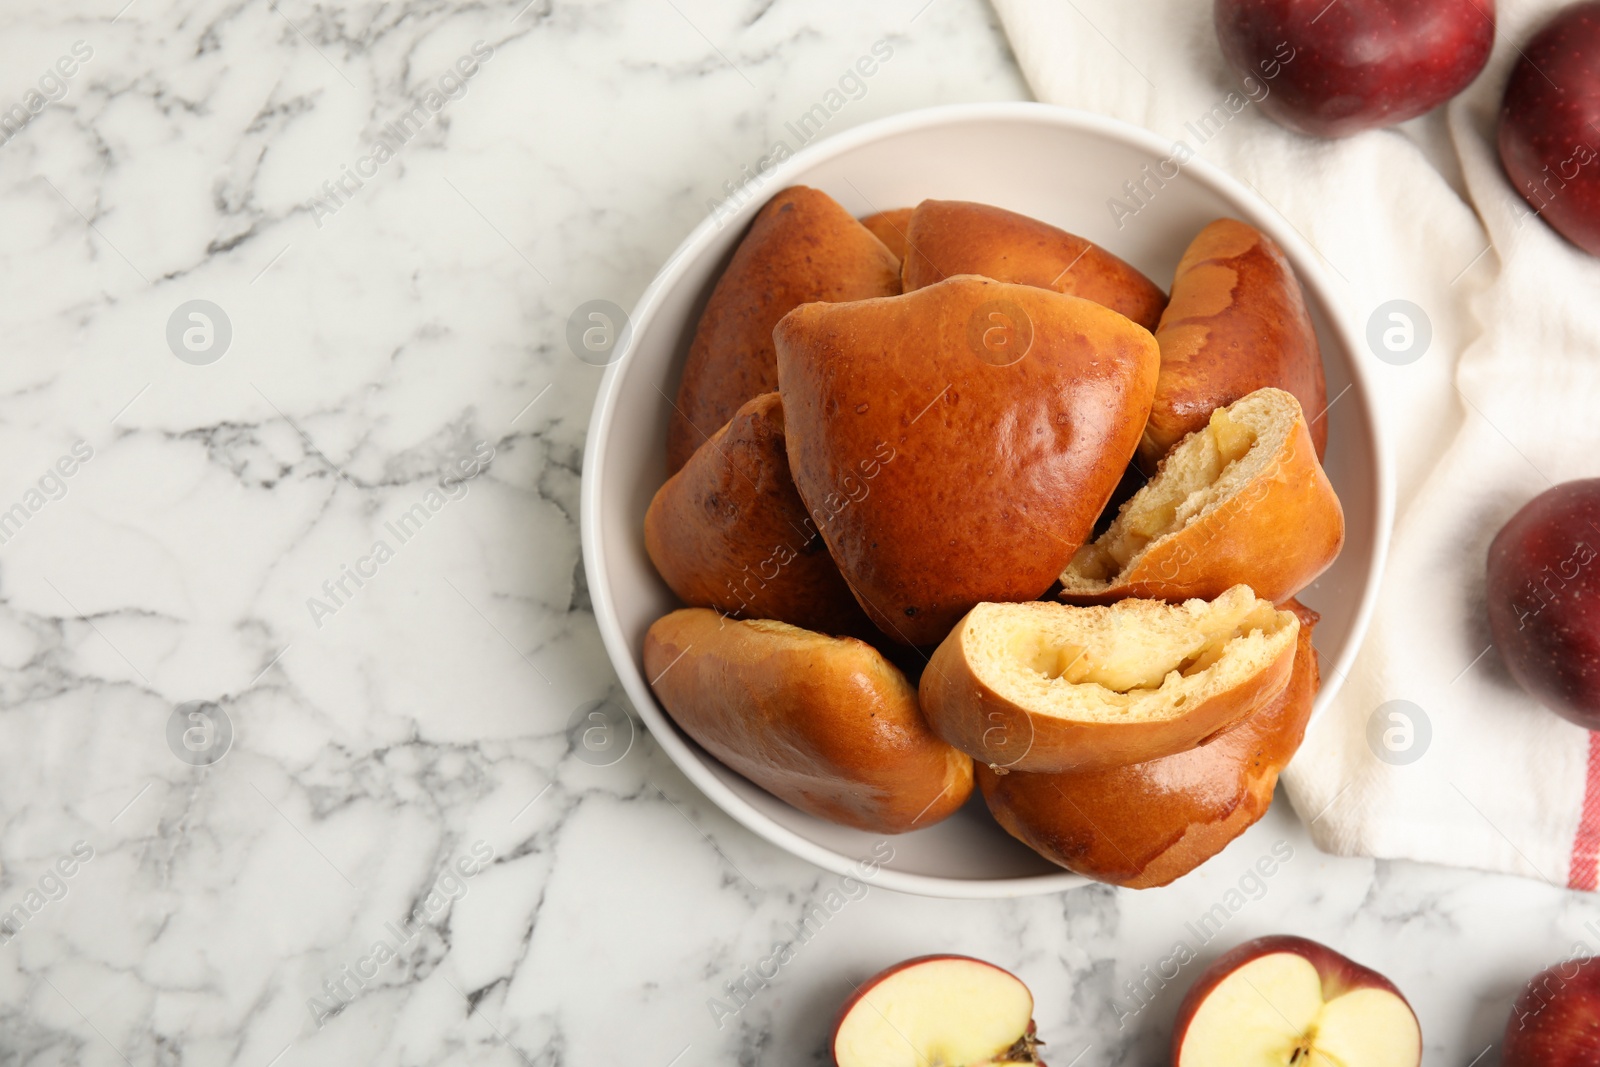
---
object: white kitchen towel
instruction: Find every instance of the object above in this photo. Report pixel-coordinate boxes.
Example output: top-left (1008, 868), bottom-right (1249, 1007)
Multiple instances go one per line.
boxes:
top-left (991, 0), bottom-right (1600, 888)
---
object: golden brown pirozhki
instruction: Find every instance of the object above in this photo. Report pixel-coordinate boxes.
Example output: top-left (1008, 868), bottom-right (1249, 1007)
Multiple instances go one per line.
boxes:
top-left (1140, 218), bottom-right (1328, 467)
top-left (665, 186), bottom-right (899, 472)
top-left (643, 609), bottom-right (973, 833)
top-left (645, 392), bottom-right (873, 636)
top-left (774, 275), bottom-right (1160, 646)
top-left (920, 586), bottom-right (1299, 773)
top-left (1060, 389), bottom-right (1344, 605)
top-left (901, 200), bottom-right (1167, 331)
top-left (860, 207), bottom-right (914, 263)
top-left (977, 602), bottom-right (1321, 888)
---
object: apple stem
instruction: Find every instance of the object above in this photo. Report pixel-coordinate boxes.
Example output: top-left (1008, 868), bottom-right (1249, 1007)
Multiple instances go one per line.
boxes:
top-left (1003, 1030), bottom-right (1043, 1063)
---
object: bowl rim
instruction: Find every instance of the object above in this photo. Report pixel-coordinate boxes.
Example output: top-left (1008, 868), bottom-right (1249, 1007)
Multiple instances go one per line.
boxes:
top-left (580, 100), bottom-right (1395, 899)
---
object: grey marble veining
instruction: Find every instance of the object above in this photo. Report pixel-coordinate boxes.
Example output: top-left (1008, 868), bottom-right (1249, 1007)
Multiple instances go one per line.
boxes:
top-left (0, 1), bottom-right (1588, 1064)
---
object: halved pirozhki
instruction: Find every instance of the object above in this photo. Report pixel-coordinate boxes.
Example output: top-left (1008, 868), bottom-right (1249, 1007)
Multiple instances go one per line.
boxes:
top-left (1059, 388), bottom-right (1344, 605)
top-left (977, 601), bottom-right (1321, 889)
top-left (920, 586), bottom-right (1298, 774)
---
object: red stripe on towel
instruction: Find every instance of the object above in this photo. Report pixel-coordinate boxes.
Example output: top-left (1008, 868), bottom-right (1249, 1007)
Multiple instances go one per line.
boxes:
top-left (1569, 732), bottom-right (1600, 890)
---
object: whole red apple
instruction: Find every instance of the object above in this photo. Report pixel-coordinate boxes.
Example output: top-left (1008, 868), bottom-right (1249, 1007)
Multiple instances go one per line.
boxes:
top-left (1499, 2), bottom-right (1600, 256)
top-left (1486, 480), bottom-right (1600, 728)
top-left (1214, 0), bottom-right (1495, 138)
top-left (1172, 935), bottom-right (1421, 1066)
top-left (1503, 955), bottom-right (1600, 1065)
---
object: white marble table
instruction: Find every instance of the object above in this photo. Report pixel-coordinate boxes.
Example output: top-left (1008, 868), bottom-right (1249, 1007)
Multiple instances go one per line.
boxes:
top-left (0, 0), bottom-right (1588, 1063)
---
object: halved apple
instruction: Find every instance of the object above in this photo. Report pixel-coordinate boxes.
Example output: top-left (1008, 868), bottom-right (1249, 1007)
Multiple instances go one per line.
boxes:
top-left (1173, 936), bottom-right (1421, 1067)
top-left (832, 955), bottom-right (1042, 1067)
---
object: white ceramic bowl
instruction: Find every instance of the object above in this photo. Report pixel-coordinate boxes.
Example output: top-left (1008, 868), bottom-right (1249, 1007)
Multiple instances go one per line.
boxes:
top-left (581, 102), bottom-right (1392, 898)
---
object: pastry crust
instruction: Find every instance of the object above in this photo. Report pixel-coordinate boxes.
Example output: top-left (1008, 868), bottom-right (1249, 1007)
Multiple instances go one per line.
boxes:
top-left (774, 274), bottom-right (1160, 646)
top-left (901, 199), bottom-right (1167, 331)
top-left (860, 207), bottom-right (914, 262)
top-left (665, 185), bottom-right (899, 472)
top-left (645, 392), bottom-right (873, 636)
top-left (919, 587), bottom-right (1298, 773)
top-left (1060, 388), bottom-right (1344, 605)
top-left (643, 609), bottom-right (974, 833)
top-left (1141, 218), bottom-right (1328, 466)
top-left (976, 602), bottom-right (1320, 888)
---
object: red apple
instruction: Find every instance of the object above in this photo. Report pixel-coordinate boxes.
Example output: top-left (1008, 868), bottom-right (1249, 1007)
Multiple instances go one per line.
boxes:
top-left (1503, 955), bottom-right (1600, 1065)
top-left (1214, 0), bottom-right (1495, 138)
top-left (832, 955), bottom-right (1042, 1067)
top-left (1486, 479), bottom-right (1600, 728)
top-left (1172, 935), bottom-right (1421, 1066)
top-left (1499, 2), bottom-right (1600, 255)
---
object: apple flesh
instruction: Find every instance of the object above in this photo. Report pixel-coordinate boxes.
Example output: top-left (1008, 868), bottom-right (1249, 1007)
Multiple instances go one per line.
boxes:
top-left (1503, 956), bottom-right (1600, 1065)
top-left (832, 955), bottom-right (1042, 1067)
top-left (1214, 0), bottom-right (1494, 138)
top-left (1486, 479), bottom-right (1600, 728)
top-left (1173, 935), bottom-right (1421, 1066)
top-left (1499, 2), bottom-right (1600, 255)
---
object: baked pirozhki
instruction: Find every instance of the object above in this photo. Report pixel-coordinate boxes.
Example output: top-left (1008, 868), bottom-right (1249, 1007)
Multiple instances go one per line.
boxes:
top-left (665, 185), bottom-right (899, 472)
top-left (1140, 218), bottom-right (1328, 467)
top-left (1059, 389), bottom-right (1344, 605)
top-left (919, 586), bottom-right (1298, 773)
top-left (860, 207), bottom-right (914, 262)
top-left (901, 199), bottom-right (1167, 331)
top-left (643, 609), bottom-right (974, 833)
top-left (774, 274), bottom-right (1159, 645)
top-left (977, 601), bottom-right (1320, 888)
top-left (645, 392), bottom-right (873, 637)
